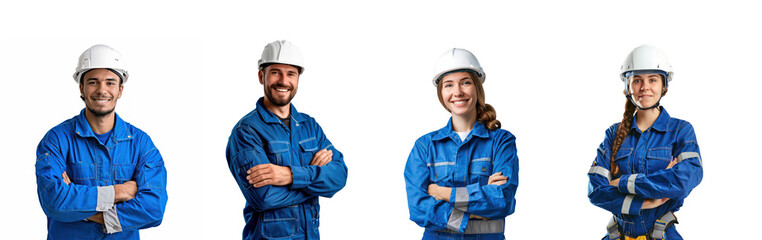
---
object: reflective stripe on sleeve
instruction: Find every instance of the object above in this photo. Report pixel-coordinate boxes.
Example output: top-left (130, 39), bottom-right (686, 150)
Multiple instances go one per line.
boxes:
top-left (432, 219), bottom-right (505, 234)
top-left (102, 205), bottom-right (122, 234)
top-left (626, 174), bottom-right (638, 194)
top-left (427, 161), bottom-right (456, 167)
top-left (588, 166), bottom-right (612, 182)
top-left (96, 186), bottom-right (115, 212)
top-left (447, 209), bottom-right (465, 231)
top-left (471, 157), bottom-right (491, 162)
top-left (453, 187), bottom-right (469, 212)
top-left (676, 152), bottom-right (701, 166)
top-left (621, 195), bottom-right (635, 215)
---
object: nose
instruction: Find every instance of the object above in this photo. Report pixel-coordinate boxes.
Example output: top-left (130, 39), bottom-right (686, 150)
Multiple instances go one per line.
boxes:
top-left (453, 84), bottom-right (464, 96)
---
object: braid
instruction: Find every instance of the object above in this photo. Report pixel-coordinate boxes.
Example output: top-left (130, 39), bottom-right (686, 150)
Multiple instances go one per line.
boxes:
top-left (610, 99), bottom-right (636, 176)
top-left (477, 103), bottom-right (501, 131)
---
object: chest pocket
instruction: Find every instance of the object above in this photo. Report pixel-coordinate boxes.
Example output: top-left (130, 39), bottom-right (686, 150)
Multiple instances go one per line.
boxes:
top-left (299, 137), bottom-right (319, 166)
top-left (428, 159), bottom-right (452, 183)
top-left (468, 157), bottom-right (492, 183)
top-left (614, 148), bottom-right (633, 174)
top-left (265, 141), bottom-right (290, 166)
top-left (113, 147), bottom-right (135, 182)
top-left (646, 147), bottom-right (672, 174)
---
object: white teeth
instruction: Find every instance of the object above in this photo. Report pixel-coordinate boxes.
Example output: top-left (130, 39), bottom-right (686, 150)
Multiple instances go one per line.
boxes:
top-left (276, 89), bottom-right (288, 92)
top-left (454, 101), bottom-right (465, 104)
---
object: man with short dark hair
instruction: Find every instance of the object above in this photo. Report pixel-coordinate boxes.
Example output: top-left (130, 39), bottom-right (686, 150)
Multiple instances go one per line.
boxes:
top-left (35, 44), bottom-right (168, 239)
top-left (226, 40), bottom-right (348, 240)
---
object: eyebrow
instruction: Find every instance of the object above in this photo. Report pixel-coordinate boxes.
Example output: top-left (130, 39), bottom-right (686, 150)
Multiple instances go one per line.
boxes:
top-left (86, 77), bottom-right (118, 81)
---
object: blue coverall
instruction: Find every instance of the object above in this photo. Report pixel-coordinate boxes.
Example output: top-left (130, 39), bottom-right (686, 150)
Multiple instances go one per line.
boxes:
top-left (588, 107), bottom-right (703, 240)
top-left (35, 109), bottom-right (168, 239)
top-left (226, 97), bottom-right (348, 240)
top-left (404, 119), bottom-right (519, 239)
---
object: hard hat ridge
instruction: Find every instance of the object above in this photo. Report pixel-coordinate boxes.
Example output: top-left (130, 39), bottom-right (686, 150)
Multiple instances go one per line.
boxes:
top-left (432, 48), bottom-right (485, 86)
top-left (258, 40), bottom-right (305, 74)
top-left (73, 44), bottom-right (129, 84)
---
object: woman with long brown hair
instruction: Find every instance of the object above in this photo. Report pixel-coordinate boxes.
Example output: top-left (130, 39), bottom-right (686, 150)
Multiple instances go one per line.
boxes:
top-left (587, 45), bottom-right (703, 240)
top-left (404, 48), bottom-right (519, 240)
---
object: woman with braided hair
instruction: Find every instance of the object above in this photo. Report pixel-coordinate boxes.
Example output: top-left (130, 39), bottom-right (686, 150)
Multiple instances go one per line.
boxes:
top-left (404, 48), bottom-right (519, 240)
top-left (587, 45), bottom-right (703, 240)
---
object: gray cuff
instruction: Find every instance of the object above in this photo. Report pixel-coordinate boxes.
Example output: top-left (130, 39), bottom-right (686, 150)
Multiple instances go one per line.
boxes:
top-left (102, 205), bottom-right (123, 234)
top-left (96, 186), bottom-right (115, 212)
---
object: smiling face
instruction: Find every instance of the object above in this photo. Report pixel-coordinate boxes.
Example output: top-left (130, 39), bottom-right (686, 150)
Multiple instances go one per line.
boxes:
top-left (259, 64), bottom-right (300, 107)
top-left (79, 68), bottom-right (123, 117)
top-left (627, 73), bottom-right (665, 109)
top-left (438, 71), bottom-right (478, 118)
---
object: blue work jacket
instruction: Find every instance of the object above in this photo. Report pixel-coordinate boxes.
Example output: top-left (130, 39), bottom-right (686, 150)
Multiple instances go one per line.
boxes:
top-left (404, 119), bottom-right (519, 235)
top-left (35, 109), bottom-right (168, 239)
top-left (588, 107), bottom-right (703, 237)
top-left (226, 98), bottom-right (348, 240)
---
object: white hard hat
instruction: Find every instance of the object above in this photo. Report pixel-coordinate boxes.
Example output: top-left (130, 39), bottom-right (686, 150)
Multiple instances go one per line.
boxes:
top-left (73, 44), bottom-right (129, 84)
top-left (258, 40), bottom-right (305, 74)
top-left (619, 44), bottom-right (673, 83)
top-left (432, 48), bottom-right (485, 86)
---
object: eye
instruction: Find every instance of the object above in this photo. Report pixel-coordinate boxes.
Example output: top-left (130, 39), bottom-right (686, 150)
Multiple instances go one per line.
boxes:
top-left (632, 79), bottom-right (641, 83)
top-left (444, 84), bottom-right (452, 88)
top-left (462, 81), bottom-right (472, 85)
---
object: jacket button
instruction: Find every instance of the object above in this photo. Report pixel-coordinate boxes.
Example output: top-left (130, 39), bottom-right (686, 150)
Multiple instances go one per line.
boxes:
top-left (435, 174), bottom-right (438, 178)
top-left (481, 167), bottom-right (486, 172)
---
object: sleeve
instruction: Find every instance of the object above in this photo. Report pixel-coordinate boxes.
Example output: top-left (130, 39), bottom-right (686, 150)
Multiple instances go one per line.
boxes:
top-left (35, 131), bottom-right (112, 222)
top-left (289, 122), bottom-right (348, 197)
top-left (587, 126), bottom-right (646, 216)
top-left (451, 131), bottom-right (519, 219)
top-left (227, 126), bottom-right (314, 211)
top-left (107, 135), bottom-right (168, 233)
top-left (616, 122), bottom-right (703, 200)
top-left (405, 139), bottom-right (462, 232)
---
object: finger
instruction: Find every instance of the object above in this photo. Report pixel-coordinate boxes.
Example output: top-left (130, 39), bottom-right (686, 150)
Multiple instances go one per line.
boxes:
top-left (491, 176), bottom-right (508, 181)
top-left (490, 172), bottom-right (503, 177)
top-left (311, 150), bottom-right (330, 165)
top-left (253, 179), bottom-right (273, 188)
top-left (247, 164), bottom-right (271, 174)
top-left (249, 173), bottom-right (272, 185)
top-left (317, 154), bottom-right (332, 166)
top-left (248, 166), bottom-right (273, 179)
top-left (492, 180), bottom-right (507, 185)
top-left (312, 151), bottom-right (333, 166)
top-left (62, 172), bottom-right (71, 184)
top-left (248, 170), bottom-right (273, 183)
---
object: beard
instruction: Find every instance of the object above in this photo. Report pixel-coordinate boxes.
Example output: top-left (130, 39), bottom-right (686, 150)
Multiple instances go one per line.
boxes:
top-left (86, 106), bottom-right (116, 117)
top-left (264, 85), bottom-right (297, 107)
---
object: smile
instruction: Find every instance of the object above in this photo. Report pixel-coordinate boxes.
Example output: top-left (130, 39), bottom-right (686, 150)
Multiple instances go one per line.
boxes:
top-left (451, 99), bottom-right (469, 106)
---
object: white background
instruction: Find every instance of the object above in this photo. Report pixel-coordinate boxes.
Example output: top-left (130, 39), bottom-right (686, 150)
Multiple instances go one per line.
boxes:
top-left (1, 1), bottom-right (759, 239)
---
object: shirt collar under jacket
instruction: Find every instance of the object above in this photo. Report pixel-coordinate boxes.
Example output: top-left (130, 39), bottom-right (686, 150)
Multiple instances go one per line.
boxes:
top-left (631, 106), bottom-right (671, 133)
top-left (73, 109), bottom-right (133, 145)
top-left (254, 97), bottom-right (306, 125)
top-left (431, 118), bottom-right (490, 142)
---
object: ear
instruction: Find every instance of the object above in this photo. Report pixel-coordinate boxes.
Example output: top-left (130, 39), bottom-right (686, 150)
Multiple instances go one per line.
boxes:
top-left (117, 84), bottom-right (124, 99)
top-left (79, 83), bottom-right (85, 98)
top-left (258, 70), bottom-right (265, 85)
top-left (622, 90), bottom-right (628, 96)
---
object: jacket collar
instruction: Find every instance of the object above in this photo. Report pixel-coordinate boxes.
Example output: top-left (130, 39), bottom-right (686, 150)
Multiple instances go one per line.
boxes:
top-left (255, 97), bottom-right (306, 125)
top-left (631, 106), bottom-right (670, 132)
top-left (432, 118), bottom-right (490, 141)
top-left (74, 109), bottom-right (133, 143)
